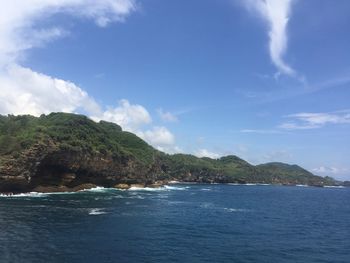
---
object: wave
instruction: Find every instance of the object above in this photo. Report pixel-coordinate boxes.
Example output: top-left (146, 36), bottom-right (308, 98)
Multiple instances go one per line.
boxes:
top-left (0, 184), bottom-right (189, 198)
top-left (128, 185), bottom-right (188, 192)
top-left (228, 183), bottom-right (258, 186)
top-left (200, 202), bottom-right (214, 209)
top-left (128, 186), bottom-right (165, 192)
top-left (167, 180), bottom-right (180, 184)
top-left (296, 184), bottom-right (309, 187)
top-left (128, 194), bottom-right (145, 199)
top-left (82, 186), bottom-right (110, 193)
top-left (88, 208), bottom-right (107, 215)
top-left (324, 186), bottom-right (345, 189)
top-left (0, 192), bottom-right (49, 198)
top-left (164, 185), bottom-right (188, 190)
top-left (223, 208), bottom-right (249, 213)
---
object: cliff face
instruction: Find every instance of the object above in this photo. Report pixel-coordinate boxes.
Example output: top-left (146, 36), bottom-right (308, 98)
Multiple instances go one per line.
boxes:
top-left (0, 113), bottom-right (338, 193)
top-left (0, 140), bottom-right (167, 193)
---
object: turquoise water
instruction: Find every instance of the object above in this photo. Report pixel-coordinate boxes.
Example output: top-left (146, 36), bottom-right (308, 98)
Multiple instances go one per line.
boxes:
top-left (0, 184), bottom-right (349, 263)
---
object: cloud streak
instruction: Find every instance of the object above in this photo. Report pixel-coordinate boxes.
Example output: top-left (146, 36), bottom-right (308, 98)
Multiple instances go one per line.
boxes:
top-left (240, 129), bottom-right (284, 134)
top-left (0, 0), bottom-right (137, 66)
top-left (244, 0), bottom-right (295, 76)
top-left (279, 110), bottom-right (350, 130)
top-left (157, 108), bottom-right (178, 122)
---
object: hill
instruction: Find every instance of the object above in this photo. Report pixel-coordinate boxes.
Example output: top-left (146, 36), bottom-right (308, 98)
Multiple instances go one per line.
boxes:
top-left (0, 113), bottom-right (338, 193)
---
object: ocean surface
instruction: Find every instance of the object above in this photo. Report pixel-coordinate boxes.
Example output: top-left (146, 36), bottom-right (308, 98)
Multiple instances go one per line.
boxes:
top-left (0, 184), bottom-right (349, 263)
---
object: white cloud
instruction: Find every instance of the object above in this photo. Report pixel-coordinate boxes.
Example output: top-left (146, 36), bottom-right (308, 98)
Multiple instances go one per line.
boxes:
top-left (0, 0), bottom-right (138, 117)
top-left (244, 0), bottom-right (295, 76)
top-left (96, 99), bottom-right (152, 132)
top-left (279, 110), bottom-right (350, 130)
top-left (157, 108), bottom-right (178, 122)
top-left (194, 149), bottom-right (220, 159)
top-left (95, 102), bottom-right (181, 153)
top-left (0, 64), bottom-right (101, 116)
top-left (137, 126), bottom-right (182, 154)
top-left (240, 129), bottom-right (283, 134)
top-left (0, 0), bottom-right (137, 123)
top-left (312, 166), bottom-right (349, 175)
top-left (311, 166), bottom-right (350, 181)
top-left (0, 0), bottom-right (181, 154)
top-left (139, 126), bottom-right (175, 146)
top-left (0, 66), bottom-right (178, 152)
top-left (0, 0), bottom-right (137, 66)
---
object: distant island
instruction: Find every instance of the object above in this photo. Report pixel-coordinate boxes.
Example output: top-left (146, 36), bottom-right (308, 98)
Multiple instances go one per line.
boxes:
top-left (0, 113), bottom-right (343, 194)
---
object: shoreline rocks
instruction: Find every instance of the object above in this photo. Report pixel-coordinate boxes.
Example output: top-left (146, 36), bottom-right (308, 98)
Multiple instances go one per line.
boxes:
top-left (32, 183), bottom-right (98, 193)
top-left (114, 183), bottom-right (130, 190)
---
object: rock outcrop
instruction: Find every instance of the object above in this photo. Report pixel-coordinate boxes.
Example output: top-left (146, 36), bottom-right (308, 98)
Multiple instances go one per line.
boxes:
top-left (0, 113), bottom-right (339, 193)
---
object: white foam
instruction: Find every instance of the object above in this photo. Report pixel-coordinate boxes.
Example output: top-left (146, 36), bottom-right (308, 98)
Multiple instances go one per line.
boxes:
top-left (0, 192), bottom-right (48, 198)
top-left (0, 187), bottom-right (115, 198)
top-left (296, 184), bottom-right (309, 187)
top-left (82, 186), bottom-right (108, 192)
top-left (168, 180), bottom-right (180, 184)
top-left (128, 186), bottom-right (165, 192)
top-left (200, 188), bottom-right (212, 191)
top-left (0, 184), bottom-right (189, 198)
top-left (88, 208), bottom-right (107, 215)
top-left (324, 186), bottom-right (345, 189)
top-left (228, 183), bottom-right (257, 186)
top-left (223, 208), bottom-right (248, 213)
top-left (128, 185), bottom-right (187, 192)
top-left (200, 202), bottom-right (214, 209)
top-left (164, 185), bottom-right (187, 190)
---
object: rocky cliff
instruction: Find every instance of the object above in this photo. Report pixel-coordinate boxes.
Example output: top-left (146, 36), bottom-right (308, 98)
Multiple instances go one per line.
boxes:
top-left (0, 113), bottom-right (339, 193)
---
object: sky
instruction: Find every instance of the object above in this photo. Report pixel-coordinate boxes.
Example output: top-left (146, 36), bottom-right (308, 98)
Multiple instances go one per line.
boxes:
top-left (0, 0), bottom-right (349, 180)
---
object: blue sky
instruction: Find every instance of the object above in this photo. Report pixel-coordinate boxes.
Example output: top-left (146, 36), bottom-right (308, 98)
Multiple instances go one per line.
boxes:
top-left (0, 0), bottom-right (349, 180)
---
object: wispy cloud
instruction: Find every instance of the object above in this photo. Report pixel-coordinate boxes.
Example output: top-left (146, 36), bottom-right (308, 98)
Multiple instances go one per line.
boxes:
top-left (241, 110), bottom-right (350, 133)
top-left (312, 166), bottom-right (349, 176)
top-left (243, 0), bottom-right (295, 76)
top-left (240, 129), bottom-right (283, 134)
top-left (279, 110), bottom-right (350, 130)
top-left (0, 0), bottom-right (137, 66)
top-left (194, 149), bottom-right (220, 159)
top-left (157, 108), bottom-right (178, 122)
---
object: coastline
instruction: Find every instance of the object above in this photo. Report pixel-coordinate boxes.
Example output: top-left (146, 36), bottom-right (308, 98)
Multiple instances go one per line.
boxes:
top-left (1, 181), bottom-right (347, 196)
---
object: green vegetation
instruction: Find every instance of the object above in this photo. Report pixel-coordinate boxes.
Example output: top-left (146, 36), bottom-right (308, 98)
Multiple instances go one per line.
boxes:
top-left (0, 113), bottom-right (158, 163)
top-left (0, 112), bottom-right (338, 187)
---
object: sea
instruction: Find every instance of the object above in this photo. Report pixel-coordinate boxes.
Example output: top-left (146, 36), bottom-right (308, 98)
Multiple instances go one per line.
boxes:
top-left (0, 184), bottom-right (349, 263)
